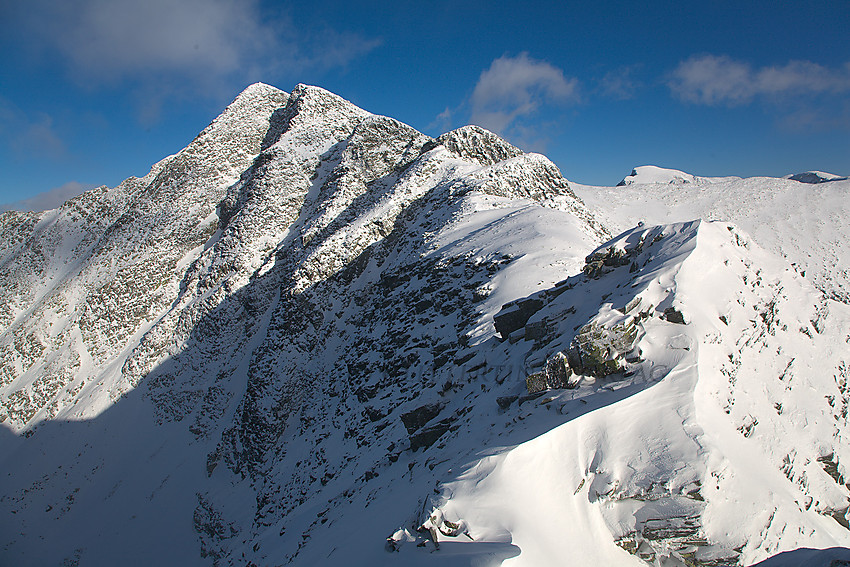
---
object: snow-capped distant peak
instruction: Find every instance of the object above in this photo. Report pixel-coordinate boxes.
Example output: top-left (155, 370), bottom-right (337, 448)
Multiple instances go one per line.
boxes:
top-left (785, 170), bottom-right (848, 184)
top-left (616, 165), bottom-right (696, 186)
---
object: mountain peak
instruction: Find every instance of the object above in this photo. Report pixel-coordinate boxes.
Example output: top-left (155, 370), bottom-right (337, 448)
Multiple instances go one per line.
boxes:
top-left (287, 83), bottom-right (369, 117)
top-left (437, 125), bottom-right (523, 166)
top-left (235, 81), bottom-right (287, 99)
top-left (616, 165), bottom-right (696, 186)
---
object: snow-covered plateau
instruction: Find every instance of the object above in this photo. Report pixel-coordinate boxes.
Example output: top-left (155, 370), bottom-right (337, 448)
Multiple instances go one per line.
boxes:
top-left (1, 83), bottom-right (849, 567)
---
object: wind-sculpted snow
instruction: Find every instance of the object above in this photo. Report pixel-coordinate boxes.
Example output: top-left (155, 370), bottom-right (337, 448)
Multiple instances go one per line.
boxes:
top-left (427, 221), bottom-right (850, 566)
top-left (574, 174), bottom-right (850, 305)
top-left (1, 84), bottom-right (848, 567)
top-left (616, 165), bottom-right (742, 186)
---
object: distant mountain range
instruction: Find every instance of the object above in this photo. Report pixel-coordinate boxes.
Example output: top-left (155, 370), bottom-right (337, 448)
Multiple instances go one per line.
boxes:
top-left (2, 83), bottom-right (849, 566)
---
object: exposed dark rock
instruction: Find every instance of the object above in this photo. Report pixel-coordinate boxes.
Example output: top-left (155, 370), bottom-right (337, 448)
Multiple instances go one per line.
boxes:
top-left (494, 297), bottom-right (545, 340)
top-left (525, 371), bottom-right (549, 394)
top-left (615, 169), bottom-right (638, 187)
top-left (518, 391), bottom-right (547, 404)
top-left (568, 320), bottom-right (639, 378)
top-left (524, 319), bottom-right (552, 342)
top-left (526, 352), bottom-right (579, 393)
top-left (664, 307), bottom-right (686, 324)
top-left (584, 247), bottom-right (632, 279)
top-left (400, 402), bottom-right (446, 434)
top-left (409, 420), bottom-right (452, 451)
top-left (788, 172), bottom-right (848, 184)
top-left (818, 453), bottom-right (846, 486)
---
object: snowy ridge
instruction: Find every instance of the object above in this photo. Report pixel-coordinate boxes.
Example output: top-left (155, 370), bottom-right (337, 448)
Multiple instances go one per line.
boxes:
top-left (1, 83), bottom-right (848, 566)
top-left (573, 175), bottom-right (850, 305)
top-left (424, 220), bottom-right (850, 566)
top-left (616, 165), bottom-right (740, 186)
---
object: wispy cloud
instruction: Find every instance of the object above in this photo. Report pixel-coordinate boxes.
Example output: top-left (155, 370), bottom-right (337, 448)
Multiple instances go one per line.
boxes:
top-left (0, 181), bottom-right (94, 212)
top-left (427, 107), bottom-right (454, 134)
top-left (16, 114), bottom-right (66, 159)
top-left (598, 65), bottom-right (642, 100)
top-left (0, 99), bottom-right (66, 160)
top-left (668, 55), bottom-right (850, 105)
top-left (470, 53), bottom-right (579, 135)
top-left (778, 101), bottom-right (850, 133)
top-left (10, 0), bottom-right (380, 121)
top-left (22, 0), bottom-right (378, 82)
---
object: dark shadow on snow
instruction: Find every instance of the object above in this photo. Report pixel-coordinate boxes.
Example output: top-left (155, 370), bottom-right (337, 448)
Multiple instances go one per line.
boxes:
top-left (749, 547), bottom-right (850, 566)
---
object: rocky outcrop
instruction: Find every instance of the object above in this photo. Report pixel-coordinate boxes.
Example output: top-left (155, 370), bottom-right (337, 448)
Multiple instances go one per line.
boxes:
top-left (787, 171), bottom-right (848, 184)
top-left (437, 125), bottom-right (523, 166)
top-left (568, 319), bottom-right (640, 378)
top-left (526, 352), bottom-right (578, 393)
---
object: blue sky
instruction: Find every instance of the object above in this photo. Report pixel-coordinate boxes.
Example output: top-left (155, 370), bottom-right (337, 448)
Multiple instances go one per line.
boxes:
top-left (1, 0), bottom-right (848, 209)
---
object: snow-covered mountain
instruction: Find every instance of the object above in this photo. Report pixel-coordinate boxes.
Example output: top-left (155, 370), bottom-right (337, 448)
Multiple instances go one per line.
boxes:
top-left (616, 165), bottom-right (740, 187)
top-left (1, 84), bottom-right (848, 567)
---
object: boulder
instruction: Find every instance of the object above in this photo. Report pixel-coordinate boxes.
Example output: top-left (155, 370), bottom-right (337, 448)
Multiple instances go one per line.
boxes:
top-left (525, 352), bottom-right (579, 393)
top-left (494, 297), bottom-right (545, 340)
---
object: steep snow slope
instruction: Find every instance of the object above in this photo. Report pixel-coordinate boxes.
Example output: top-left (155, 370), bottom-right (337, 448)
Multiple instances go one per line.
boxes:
top-left (1, 85), bottom-right (848, 567)
top-left (429, 221), bottom-right (850, 566)
top-left (573, 175), bottom-right (850, 304)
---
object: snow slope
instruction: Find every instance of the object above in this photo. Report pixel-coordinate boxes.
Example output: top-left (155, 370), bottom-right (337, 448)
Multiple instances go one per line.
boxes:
top-left (1, 85), bottom-right (848, 567)
top-left (431, 220), bottom-right (850, 566)
top-left (616, 165), bottom-right (740, 186)
top-left (573, 174), bottom-right (850, 304)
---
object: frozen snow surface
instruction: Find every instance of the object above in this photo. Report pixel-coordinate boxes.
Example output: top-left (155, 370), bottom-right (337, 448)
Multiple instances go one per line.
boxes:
top-left (1, 85), bottom-right (849, 566)
top-left (573, 171), bottom-right (850, 304)
top-left (615, 165), bottom-right (741, 187)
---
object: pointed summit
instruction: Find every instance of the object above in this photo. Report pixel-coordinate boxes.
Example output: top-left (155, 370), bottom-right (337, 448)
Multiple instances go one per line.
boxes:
top-left (235, 81), bottom-right (287, 99)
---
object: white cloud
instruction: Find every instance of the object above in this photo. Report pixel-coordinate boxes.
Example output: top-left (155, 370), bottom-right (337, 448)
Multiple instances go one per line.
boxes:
top-left (15, 0), bottom-right (379, 90)
top-left (0, 181), bottom-right (95, 212)
top-left (669, 55), bottom-right (850, 105)
top-left (470, 53), bottom-right (579, 134)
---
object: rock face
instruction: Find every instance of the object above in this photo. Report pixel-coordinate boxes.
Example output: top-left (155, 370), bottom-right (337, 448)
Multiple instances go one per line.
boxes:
top-left (787, 171), bottom-right (848, 184)
top-left (1, 84), bottom-right (849, 567)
